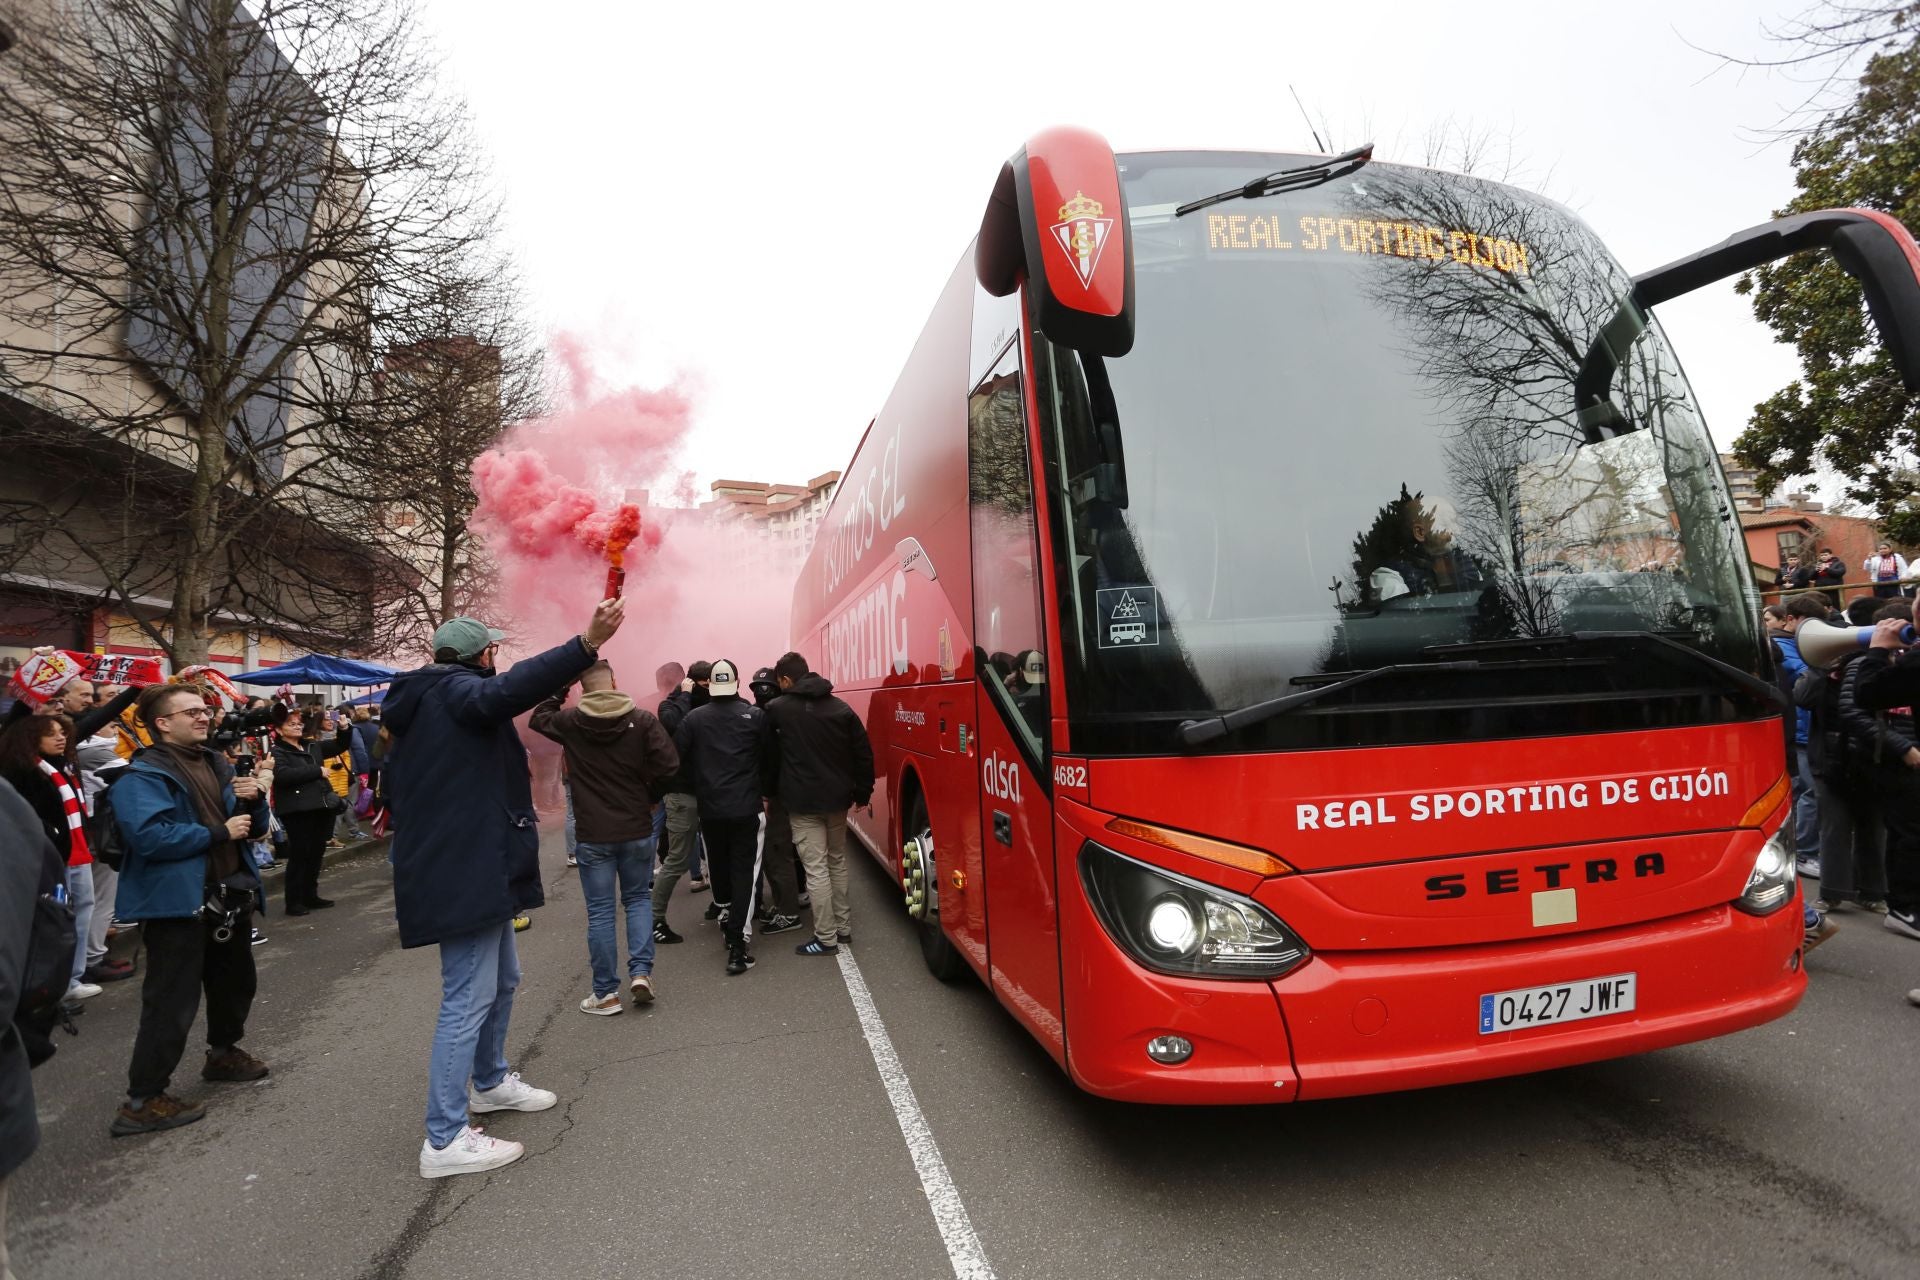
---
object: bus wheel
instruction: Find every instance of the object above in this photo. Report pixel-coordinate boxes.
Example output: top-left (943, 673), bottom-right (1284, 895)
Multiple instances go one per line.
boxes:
top-left (903, 792), bottom-right (966, 982)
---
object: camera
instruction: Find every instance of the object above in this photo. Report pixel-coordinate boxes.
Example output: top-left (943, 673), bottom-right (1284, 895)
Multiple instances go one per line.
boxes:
top-left (198, 874), bottom-right (256, 943)
top-left (233, 755), bottom-right (254, 777)
top-left (208, 701), bottom-right (286, 752)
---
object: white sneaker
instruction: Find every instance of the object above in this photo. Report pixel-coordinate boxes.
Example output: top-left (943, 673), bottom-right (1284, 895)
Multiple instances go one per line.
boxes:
top-left (579, 992), bottom-right (623, 1016)
top-left (67, 982), bottom-right (104, 1001)
top-left (418, 1125), bottom-right (523, 1179)
top-left (469, 1071), bottom-right (557, 1113)
top-left (629, 974), bottom-right (655, 1005)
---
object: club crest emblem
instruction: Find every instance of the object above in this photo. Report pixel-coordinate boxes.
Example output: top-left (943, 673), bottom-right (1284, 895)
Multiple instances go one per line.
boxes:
top-left (1048, 191), bottom-right (1113, 288)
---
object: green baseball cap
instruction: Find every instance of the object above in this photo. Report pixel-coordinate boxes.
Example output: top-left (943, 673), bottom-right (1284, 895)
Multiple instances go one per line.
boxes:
top-left (431, 616), bottom-right (506, 661)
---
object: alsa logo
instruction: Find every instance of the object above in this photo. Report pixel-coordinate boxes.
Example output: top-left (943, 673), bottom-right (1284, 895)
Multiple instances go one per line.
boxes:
top-left (1426, 853), bottom-right (1666, 901)
top-left (983, 751), bottom-right (1022, 803)
top-left (1049, 191), bottom-right (1113, 289)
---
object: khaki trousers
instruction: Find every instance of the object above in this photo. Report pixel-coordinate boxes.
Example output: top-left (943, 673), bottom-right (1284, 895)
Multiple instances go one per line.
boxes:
top-left (654, 792), bottom-right (701, 924)
top-left (791, 811), bottom-right (851, 946)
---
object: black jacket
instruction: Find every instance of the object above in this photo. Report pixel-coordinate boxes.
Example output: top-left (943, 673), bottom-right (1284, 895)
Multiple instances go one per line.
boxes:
top-left (655, 687), bottom-right (704, 794)
top-left (383, 638), bottom-right (596, 948)
top-left (765, 675), bottom-right (875, 814)
top-left (673, 696), bottom-right (772, 821)
top-left (1, 779), bottom-right (56, 1177)
top-left (1853, 646), bottom-right (1920, 713)
top-left (0, 758), bottom-right (81, 863)
top-left (270, 728), bottom-right (354, 814)
top-left (1837, 652), bottom-right (1917, 777)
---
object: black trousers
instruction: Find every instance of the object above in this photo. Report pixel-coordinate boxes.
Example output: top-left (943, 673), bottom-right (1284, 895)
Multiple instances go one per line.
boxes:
top-left (282, 809), bottom-right (333, 909)
top-left (127, 914), bottom-right (256, 1100)
top-left (760, 798), bottom-right (800, 916)
top-left (702, 814), bottom-right (766, 951)
top-left (1882, 770), bottom-right (1920, 915)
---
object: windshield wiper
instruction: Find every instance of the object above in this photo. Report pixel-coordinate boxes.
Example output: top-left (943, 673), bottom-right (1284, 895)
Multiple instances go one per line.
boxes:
top-left (1178, 659), bottom-right (1481, 747)
top-left (1174, 143), bottom-right (1375, 218)
top-left (1425, 631), bottom-right (1786, 710)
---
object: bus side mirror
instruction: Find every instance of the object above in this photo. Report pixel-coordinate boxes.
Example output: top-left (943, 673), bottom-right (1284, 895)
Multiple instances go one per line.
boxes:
top-left (1633, 208), bottom-right (1920, 391)
top-left (1826, 218), bottom-right (1920, 390)
top-left (976, 126), bottom-right (1135, 358)
top-left (1575, 209), bottom-right (1920, 441)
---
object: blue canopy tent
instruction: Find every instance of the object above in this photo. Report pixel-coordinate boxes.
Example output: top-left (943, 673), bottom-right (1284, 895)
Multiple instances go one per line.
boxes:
top-left (232, 655), bottom-right (397, 686)
top-left (342, 687), bottom-right (386, 706)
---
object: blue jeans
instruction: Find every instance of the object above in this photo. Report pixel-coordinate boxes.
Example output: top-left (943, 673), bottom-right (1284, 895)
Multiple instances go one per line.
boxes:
top-left (426, 920), bottom-right (520, 1148)
top-left (576, 837), bottom-right (656, 997)
top-left (66, 863), bottom-right (95, 988)
top-left (1791, 745), bottom-right (1820, 859)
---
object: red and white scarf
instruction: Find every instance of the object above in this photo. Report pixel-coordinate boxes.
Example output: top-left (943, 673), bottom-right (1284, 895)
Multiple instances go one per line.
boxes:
top-left (37, 756), bottom-right (92, 867)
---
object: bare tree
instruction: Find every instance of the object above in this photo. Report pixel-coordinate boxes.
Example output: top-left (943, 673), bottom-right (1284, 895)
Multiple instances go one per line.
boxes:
top-left (0, 0), bottom-right (498, 665)
top-left (368, 264), bottom-right (546, 654)
top-left (1692, 1), bottom-right (1920, 134)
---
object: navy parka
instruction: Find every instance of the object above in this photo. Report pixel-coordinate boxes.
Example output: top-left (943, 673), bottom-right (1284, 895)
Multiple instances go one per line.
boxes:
top-left (382, 638), bottom-right (594, 948)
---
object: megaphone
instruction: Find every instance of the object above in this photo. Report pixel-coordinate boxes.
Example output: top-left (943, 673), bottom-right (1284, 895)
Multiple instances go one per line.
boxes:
top-left (1796, 618), bottom-right (1919, 669)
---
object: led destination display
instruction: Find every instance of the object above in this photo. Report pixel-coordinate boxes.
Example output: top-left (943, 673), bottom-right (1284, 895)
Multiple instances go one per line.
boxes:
top-left (1205, 211), bottom-right (1532, 275)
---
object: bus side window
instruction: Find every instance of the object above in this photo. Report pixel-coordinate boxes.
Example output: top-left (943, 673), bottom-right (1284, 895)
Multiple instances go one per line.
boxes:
top-left (968, 344), bottom-right (1049, 757)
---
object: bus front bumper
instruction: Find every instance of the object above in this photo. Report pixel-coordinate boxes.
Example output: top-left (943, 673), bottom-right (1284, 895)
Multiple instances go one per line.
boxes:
top-left (1062, 888), bottom-right (1805, 1103)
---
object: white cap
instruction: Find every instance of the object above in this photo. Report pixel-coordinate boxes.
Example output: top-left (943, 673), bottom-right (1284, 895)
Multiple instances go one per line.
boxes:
top-left (708, 658), bottom-right (741, 698)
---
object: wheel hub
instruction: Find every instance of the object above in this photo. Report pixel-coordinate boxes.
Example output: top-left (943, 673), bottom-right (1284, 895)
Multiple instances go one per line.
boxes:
top-left (902, 833), bottom-right (932, 920)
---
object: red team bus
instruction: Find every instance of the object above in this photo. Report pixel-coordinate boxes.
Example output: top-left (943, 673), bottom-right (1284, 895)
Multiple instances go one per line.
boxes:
top-left (789, 128), bottom-right (1920, 1102)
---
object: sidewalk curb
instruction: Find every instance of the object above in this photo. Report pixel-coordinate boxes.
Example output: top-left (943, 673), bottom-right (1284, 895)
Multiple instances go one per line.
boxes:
top-left (253, 833), bottom-right (392, 881)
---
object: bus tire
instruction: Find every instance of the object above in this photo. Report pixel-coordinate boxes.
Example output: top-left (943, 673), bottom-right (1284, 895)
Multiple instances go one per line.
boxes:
top-left (904, 790), bottom-right (967, 983)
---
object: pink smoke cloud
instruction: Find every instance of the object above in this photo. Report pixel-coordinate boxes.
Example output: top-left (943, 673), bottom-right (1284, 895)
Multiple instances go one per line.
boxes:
top-left (470, 337), bottom-right (799, 700)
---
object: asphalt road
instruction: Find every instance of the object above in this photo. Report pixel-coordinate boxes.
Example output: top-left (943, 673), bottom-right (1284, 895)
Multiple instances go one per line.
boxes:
top-left (10, 831), bottom-right (1918, 1280)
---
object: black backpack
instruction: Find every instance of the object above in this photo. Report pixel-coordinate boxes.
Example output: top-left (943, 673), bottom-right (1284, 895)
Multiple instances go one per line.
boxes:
top-left (86, 769), bottom-right (128, 871)
top-left (15, 836), bottom-right (79, 1067)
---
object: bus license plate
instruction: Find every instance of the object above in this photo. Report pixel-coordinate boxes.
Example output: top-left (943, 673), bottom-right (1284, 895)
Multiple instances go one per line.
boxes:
top-left (1478, 973), bottom-right (1636, 1035)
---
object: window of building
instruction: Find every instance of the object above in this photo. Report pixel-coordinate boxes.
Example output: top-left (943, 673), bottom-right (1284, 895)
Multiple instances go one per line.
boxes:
top-left (1776, 529), bottom-right (1805, 562)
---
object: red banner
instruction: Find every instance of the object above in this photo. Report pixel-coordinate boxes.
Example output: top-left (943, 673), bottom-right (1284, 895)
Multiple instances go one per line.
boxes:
top-left (70, 651), bottom-right (164, 687)
top-left (5, 651), bottom-right (85, 708)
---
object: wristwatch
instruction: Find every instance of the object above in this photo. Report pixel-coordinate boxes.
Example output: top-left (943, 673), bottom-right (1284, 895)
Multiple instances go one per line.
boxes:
top-left (579, 634), bottom-right (599, 656)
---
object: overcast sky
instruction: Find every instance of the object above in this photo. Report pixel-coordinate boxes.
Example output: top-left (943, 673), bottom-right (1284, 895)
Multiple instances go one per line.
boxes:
top-left (419, 0), bottom-right (1844, 499)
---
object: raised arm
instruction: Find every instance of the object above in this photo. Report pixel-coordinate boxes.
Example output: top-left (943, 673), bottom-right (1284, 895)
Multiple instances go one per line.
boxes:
top-left (72, 685), bottom-right (138, 740)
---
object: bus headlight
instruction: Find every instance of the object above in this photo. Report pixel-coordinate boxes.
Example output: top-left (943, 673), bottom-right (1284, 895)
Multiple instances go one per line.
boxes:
top-left (1732, 828), bottom-right (1796, 917)
top-left (1080, 841), bottom-right (1310, 979)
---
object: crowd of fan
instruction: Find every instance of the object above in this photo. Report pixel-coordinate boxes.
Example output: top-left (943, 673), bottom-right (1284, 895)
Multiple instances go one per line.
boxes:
top-left (1764, 571), bottom-right (1920, 1008)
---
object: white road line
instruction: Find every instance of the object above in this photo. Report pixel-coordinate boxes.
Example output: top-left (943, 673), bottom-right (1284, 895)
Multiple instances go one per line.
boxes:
top-left (836, 947), bottom-right (997, 1280)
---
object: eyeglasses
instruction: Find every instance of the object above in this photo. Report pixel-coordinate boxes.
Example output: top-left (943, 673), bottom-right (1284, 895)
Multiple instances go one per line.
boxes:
top-left (162, 707), bottom-right (214, 720)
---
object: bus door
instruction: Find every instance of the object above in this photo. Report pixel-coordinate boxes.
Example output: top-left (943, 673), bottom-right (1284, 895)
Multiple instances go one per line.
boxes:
top-left (967, 343), bottom-right (1065, 1056)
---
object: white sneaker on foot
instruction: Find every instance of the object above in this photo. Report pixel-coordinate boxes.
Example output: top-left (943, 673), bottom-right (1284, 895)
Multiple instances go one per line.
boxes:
top-left (469, 1070), bottom-right (557, 1113)
top-left (67, 982), bottom-right (104, 1001)
top-left (419, 1125), bottom-right (523, 1179)
top-left (579, 992), bottom-right (622, 1016)
top-left (630, 974), bottom-right (655, 1004)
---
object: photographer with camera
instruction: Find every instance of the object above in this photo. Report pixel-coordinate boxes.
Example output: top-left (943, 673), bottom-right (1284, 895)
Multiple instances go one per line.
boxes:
top-left (106, 684), bottom-right (271, 1137)
top-left (207, 697), bottom-right (281, 755)
top-left (270, 705), bottom-right (354, 916)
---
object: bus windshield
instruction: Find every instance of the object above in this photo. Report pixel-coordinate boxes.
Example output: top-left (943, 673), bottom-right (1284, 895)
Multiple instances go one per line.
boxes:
top-left (1035, 153), bottom-right (1765, 756)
